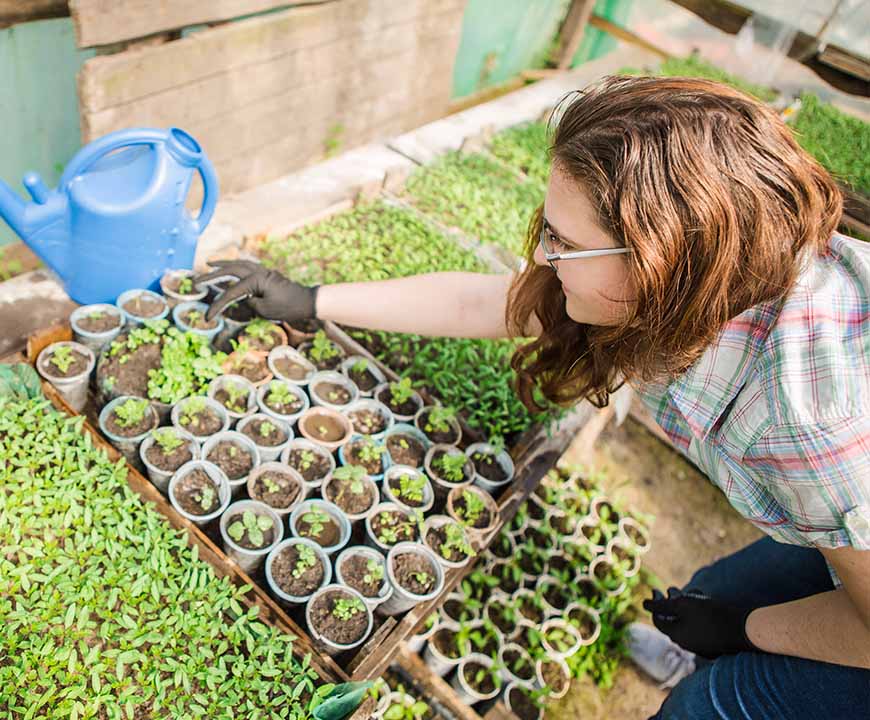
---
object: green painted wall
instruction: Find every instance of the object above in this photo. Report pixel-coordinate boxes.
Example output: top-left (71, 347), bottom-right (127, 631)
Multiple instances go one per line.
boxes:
top-left (0, 18), bottom-right (93, 246)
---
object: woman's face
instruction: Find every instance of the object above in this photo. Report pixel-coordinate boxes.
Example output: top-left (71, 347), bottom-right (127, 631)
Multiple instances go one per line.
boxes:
top-left (532, 165), bottom-right (636, 326)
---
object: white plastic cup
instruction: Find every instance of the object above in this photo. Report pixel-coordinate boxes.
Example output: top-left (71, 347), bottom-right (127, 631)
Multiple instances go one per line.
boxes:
top-left (219, 499), bottom-right (284, 573)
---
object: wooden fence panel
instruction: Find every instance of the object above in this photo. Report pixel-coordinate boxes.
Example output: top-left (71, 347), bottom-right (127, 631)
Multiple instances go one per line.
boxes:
top-left (78, 0), bottom-right (468, 195)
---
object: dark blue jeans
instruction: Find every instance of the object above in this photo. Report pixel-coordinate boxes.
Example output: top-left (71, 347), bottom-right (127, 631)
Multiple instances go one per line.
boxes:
top-left (652, 537), bottom-right (870, 720)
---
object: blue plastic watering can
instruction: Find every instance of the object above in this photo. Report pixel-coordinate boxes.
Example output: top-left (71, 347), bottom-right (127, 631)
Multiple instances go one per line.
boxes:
top-left (0, 127), bottom-right (218, 304)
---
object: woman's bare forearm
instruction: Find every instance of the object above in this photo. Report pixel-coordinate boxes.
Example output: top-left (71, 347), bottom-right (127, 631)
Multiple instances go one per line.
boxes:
top-left (315, 272), bottom-right (515, 339)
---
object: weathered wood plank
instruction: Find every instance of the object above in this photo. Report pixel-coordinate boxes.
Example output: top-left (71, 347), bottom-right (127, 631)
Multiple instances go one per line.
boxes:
top-left (0, 0), bottom-right (67, 29)
top-left (69, 0), bottom-right (335, 48)
top-left (554, 0), bottom-right (596, 69)
top-left (78, 0), bottom-right (466, 113)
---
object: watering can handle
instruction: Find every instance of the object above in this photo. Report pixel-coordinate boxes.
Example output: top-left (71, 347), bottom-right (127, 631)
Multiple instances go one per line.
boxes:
top-left (60, 127), bottom-right (219, 234)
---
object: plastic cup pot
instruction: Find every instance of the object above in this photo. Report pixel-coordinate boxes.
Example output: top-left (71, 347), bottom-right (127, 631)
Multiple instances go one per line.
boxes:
top-left (378, 541), bottom-right (444, 616)
top-left (246, 462), bottom-right (305, 519)
top-left (451, 654), bottom-right (502, 706)
top-left (423, 621), bottom-right (463, 677)
top-left (236, 413), bottom-right (293, 462)
top-left (484, 592), bottom-right (518, 640)
top-left (36, 341), bottom-right (96, 413)
top-left (297, 335), bottom-right (346, 372)
top-left (503, 682), bottom-right (543, 720)
top-left (335, 545), bottom-right (393, 613)
top-left (364, 502), bottom-right (421, 555)
top-left (337, 435), bottom-right (391, 483)
top-left (297, 407), bottom-right (353, 453)
top-left (289, 499), bottom-right (351, 557)
top-left (377, 691), bottom-right (427, 720)
top-left (267, 345), bottom-right (316, 386)
top-left (619, 516), bottom-right (651, 555)
top-left (170, 395), bottom-right (231, 446)
top-left (588, 555), bottom-right (628, 598)
top-left (265, 537), bottom-right (332, 607)
top-left (305, 584), bottom-right (373, 657)
top-left (373, 380), bottom-right (424, 423)
top-left (342, 399), bottom-right (394, 441)
top-left (446, 485), bottom-right (499, 542)
top-left (98, 395), bottom-right (159, 467)
top-left (535, 574), bottom-right (572, 617)
top-left (172, 300), bottom-right (224, 341)
top-left (219, 499), bottom-right (284, 573)
top-left (413, 405), bottom-right (461, 446)
top-left (280, 438), bottom-right (336, 496)
top-left (309, 371), bottom-right (359, 412)
top-left (565, 602), bottom-right (601, 647)
top-left (535, 655), bottom-right (571, 699)
top-left (207, 374), bottom-right (257, 427)
top-left (322, 467), bottom-right (379, 527)
top-left (138, 426), bottom-right (199, 494)
top-left (424, 444), bottom-right (474, 502)
top-left (606, 537), bottom-right (641, 578)
top-left (465, 442), bottom-right (514, 496)
top-left (488, 530), bottom-right (516, 562)
top-left (589, 494), bottom-right (621, 526)
top-left (383, 423), bottom-right (430, 469)
top-left (116, 288), bottom-right (169, 326)
top-left (340, 355), bottom-right (386, 398)
top-left (201, 430), bottom-right (261, 497)
top-left (257, 378), bottom-right (309, 426)
top-left (381, 465), bottom-right (434, 514)
top-left (422, 515), bottom-right (475, 570)
top-left (575, 518), bottom-right (608, 555)
top-left (160, 269), bottom-right (207, 308)
top-left (540, 618), bottom-right (582, 661)
top-left (168, 460), bottom-right (231, 527)
top-left (406, 611), bottom-right (440, 654)
top-left (511, 588), bottom-right (547, 625)
top-left (439, 590), bottom-right (481, 625)
top-left (499, 642), bottom-right (537, 687)
top-left (70, 304), bottom-right (124, 353)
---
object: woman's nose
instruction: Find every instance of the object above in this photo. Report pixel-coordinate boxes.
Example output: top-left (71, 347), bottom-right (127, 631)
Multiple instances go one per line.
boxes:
top-left (532, 237), bottom-right (548, 267)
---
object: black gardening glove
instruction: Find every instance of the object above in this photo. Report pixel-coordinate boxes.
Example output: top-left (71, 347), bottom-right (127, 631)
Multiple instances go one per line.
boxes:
top-left (643, 587), bottom-right (758, 660)
top-left (195, 260), bottom-right (319, 324)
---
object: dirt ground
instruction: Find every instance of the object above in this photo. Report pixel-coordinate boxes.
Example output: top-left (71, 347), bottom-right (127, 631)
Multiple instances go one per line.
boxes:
top-left (548, 415), bottom-right (762, 720)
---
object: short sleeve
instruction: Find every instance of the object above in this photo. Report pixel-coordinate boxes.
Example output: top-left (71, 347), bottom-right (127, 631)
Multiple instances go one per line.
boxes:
top-left (741, 415), bottom-right (870, 550)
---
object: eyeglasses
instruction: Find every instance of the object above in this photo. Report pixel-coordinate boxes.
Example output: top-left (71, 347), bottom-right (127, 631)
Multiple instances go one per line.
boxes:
top-left (540, 218), bottom-right (632, 271)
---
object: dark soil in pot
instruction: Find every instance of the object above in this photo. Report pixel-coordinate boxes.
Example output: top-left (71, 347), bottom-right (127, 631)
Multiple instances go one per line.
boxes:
top-left (371, 510), bottom-right (418, 545)
top-left (144, 438), bottom-right (193, 472)
top-left (42, 348), bottom-right (90, 378)
top-left (393, 552), bottom-right (436, 595)
top-left (273, 357), bottom-right (310, 381)
top-left (179, 405), bottom-right (223, 436)
top-left (548, 554), bottom-right (571, 575)
top-left (77, 312), bottom-right (122, 334)
top-left (214, 388), bottom-right (250, 415)
top-left (624, 523), bottom-right (647, 547)
top-left (526, 500), bottom-right (546, 522)
top-left (225, 513), bottom-right (276, 550)
top-left (385, 433), bottom-right (425, 467)
top-left (105, 406), bottom-right (156, 438)
top-left (300, 415), bottom-right (346, 443)
top-left (494, 564), bottom-right (520, 594)
top-left (164, 275), bottom-right (199, 296)
top-left (432, 627), bottom-right (463, 660)
top-left (491, 534), bottom-right (513, 559)
top-left (238, 324), bottom-right (283, 352)
top-left (472, 633), bottom-right (500, 658)
top-left (431, 449), bottom-right (471, 484)
top-left (508, 685), bottom-right (539, 720)
top-left (241, 418), bottom-right (287, 447)
top-left (463, 662), bottom-right (496, 695)
top-left (453, 492), bottom-right (492, 529)
top-left (523, 527), bottom-right (554, 549)
top-left (123, 295), bottom-right (164, 318)
top-left (387, 475), bottom-right (426, 509)
top-left (540, 660), bottom-right (568, 693)
top-left (419, 409), bottom-right (459, 445)
top-left (98, 338), bottom-right (162, 398)
top-left (206, 441), bottom-right (254, 480)
top-left (271, 544), bottom-right (325, 597)
top-left (314, 382), bottom-right (351, 407)
top-left (341, 553), bottom-right (384, 598)
top-left (441, 597), bottom-right (467, 623)
top-left (488, 602), bottom-right (515, 634)
top-left (568, 608), bottom-right (598, 638)
top-left (324, 477), bottom-right (375, 516)
top-left (348, 366), bottom-right (378, 393)
top-left (296, 510), bottom-right (341, 547)
top-left (251, 470), bottom-right (300, 509)
top-left (291, 318), bottom-right (323, 335)
top-left (576, 578), bottom-right (605, 605)
top-left (503, 648), bottom-right (535, 682)
top-left (285, 448), bottom-right (331, 484)
top-left (264, 391), bottom-right (304, 416)
top-left (375, 386), bottom-right (418, 417)
top-left (518, 597), bottom-right (544, 623)
top-left (348, 408), bottom-right (386, 435)
top-left (180, 309), bottom-right (218, 330)
top-left (550, 513), bottom-right (574, 536)
top-left (175, 469), bottom-right (221, 516)
top-left (425, 526), bottom-right (467, 563)
top-left (518, 549), bottom-right (544, 575)
top-left (309, 589), bottom-right (368, 644)
top-left (345, 440), bottom-right (386, 475)
top-left (472, 452), bottom-right (507, 483)
top-left (227, 355), bottom-right (270, 384)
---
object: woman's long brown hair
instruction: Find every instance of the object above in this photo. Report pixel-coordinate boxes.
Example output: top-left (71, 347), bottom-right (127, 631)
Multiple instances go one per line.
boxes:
top-left (507, 75), bottom-right (842, 410)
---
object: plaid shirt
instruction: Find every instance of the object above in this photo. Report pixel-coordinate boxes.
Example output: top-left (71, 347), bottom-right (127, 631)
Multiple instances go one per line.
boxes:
top-left (636, 234), bottom-right (870, 561)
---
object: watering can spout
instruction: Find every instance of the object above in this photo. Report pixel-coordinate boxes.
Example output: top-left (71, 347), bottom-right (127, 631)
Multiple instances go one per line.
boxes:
top-left (0, 177), bottom-right (28, 239)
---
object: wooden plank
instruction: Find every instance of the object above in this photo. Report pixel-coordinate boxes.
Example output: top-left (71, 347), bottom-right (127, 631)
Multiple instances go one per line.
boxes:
top-left (554, 0), bottom-right (596, 70)
top-left (69, 0), bottom-right (334, 48)
top-left (78, 0), bottom-right (466, 113)
top-left (818, 44), bottom-right (870, 82)
top-left (588, 15), bottom-right (668, 60)
top-left (0, 0), bottom-right (68, 29)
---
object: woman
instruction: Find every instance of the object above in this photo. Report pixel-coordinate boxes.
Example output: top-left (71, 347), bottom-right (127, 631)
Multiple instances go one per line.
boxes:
top-left (200, 76), bottom-right (870, 718)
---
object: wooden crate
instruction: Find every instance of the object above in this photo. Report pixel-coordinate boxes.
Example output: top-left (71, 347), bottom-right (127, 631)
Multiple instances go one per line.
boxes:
top-left (26, 318), bottom-right (598, 699)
